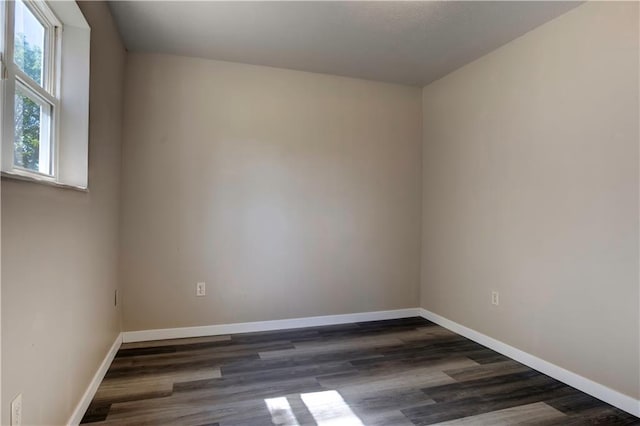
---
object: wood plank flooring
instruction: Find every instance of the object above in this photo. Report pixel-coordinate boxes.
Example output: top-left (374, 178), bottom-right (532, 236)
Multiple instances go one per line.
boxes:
top-left (81, 317), bottom-right (639, 425)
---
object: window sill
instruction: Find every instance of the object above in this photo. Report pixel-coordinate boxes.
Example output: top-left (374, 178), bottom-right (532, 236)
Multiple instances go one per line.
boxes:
top-left (1, 171), bottom-right (88, 192)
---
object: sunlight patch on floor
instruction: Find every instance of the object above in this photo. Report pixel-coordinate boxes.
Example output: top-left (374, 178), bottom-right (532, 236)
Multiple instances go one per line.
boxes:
top-left (265, 396), bottom-right (301, 426)
top-left (265, 390), bottom-right (364, 426)
top-left (300, 390), bottom-right (364, 426)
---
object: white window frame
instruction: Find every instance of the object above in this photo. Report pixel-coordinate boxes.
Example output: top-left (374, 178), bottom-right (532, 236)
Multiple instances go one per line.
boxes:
top-left (1, 0), bottom-right (90, 190)
top-left (2, 0), bottom-right (61, 181)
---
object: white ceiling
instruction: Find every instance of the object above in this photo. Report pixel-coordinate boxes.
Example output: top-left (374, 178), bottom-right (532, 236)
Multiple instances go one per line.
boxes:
top-left (108, 1), bottom-right (580, 87)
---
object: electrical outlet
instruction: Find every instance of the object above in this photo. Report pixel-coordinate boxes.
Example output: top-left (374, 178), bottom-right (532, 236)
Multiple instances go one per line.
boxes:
top-left (491, 291), bottom-right (500, 306)
top-left (11, 394), bottom-right (22, 426)
top-left (196, 282), bottom-right (206, 297)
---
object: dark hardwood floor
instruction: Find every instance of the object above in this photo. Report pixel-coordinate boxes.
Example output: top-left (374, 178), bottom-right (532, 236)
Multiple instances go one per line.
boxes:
top-left (81, 317), bottom-right (639, 425)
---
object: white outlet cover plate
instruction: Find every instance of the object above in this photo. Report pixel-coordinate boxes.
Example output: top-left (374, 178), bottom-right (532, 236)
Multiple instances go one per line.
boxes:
top-left (196, 282), bottom-right (206, 296)
top-left (11, 394), bottom-right (22, 426)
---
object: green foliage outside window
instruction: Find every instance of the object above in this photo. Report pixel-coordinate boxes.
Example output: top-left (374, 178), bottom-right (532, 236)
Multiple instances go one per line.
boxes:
top-left (14, 33), bottom-right (44, 171)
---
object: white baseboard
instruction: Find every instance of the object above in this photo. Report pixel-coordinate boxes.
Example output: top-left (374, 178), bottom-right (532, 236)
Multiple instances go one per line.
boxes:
top-left (418, 308), bottom-right (640, 418)
top-left (67, 333), bottom-right (123, 426)
top-left (122, 308), bottom-right (421, 343)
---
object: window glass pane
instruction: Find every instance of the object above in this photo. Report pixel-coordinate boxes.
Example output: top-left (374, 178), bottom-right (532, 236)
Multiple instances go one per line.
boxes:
top-left (14, 0), bottom-right (45, 86)
top-left (14, 89), bottom-right (51, 175)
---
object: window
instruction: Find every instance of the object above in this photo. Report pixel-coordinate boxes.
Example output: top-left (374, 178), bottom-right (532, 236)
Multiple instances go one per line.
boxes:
top-left (1, 0), bottom-right (90, 189)
top-left (12, 0), bottom-right (57, 177)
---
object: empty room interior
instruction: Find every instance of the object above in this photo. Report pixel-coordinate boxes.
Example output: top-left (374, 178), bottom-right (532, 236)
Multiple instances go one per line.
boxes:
top-left (1, 0), bottom-right (639, 425)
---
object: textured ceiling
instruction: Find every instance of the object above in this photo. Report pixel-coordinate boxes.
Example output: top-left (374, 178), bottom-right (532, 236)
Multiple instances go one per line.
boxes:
top-left (108, 1), bottom-right (581, 86)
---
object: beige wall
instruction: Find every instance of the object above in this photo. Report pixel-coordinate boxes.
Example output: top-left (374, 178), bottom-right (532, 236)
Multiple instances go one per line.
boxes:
top-left (421, 1), bottom-right (639, 399)
top-left (1, 2), bottom-right (125, 424)
top-left (120, 54), bottom-right (422, 331)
